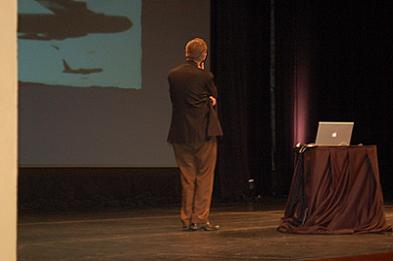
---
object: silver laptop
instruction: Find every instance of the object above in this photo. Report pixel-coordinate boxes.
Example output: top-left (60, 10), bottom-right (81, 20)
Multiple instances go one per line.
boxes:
top-left (314, 121), bottom-right (354, 146)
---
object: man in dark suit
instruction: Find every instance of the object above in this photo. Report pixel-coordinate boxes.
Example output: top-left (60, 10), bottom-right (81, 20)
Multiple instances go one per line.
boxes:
top-left (167, 38), bottom-right (223, 231)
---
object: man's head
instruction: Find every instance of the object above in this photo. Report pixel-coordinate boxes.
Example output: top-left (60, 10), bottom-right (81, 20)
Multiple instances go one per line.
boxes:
top-left (185, 38), bottom-right (208, 63)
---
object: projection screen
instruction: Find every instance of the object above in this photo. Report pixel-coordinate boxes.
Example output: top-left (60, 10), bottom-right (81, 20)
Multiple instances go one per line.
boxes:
top-left (18, 0), bottom-right (211, 167)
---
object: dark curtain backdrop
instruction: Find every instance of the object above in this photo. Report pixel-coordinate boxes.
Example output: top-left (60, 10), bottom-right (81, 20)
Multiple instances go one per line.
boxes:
top-left (211, 0), bottom-right (393, 199)
top-left (312, 1), bottom-right (393, 198)
top-left (274, 0), bottom-right (319, 195)
top-left (211, 1), bottom-right (271, 199)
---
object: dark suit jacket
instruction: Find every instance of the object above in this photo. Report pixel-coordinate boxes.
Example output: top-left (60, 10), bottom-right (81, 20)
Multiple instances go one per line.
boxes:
top-left (167, 60), bottom-right (223, 144)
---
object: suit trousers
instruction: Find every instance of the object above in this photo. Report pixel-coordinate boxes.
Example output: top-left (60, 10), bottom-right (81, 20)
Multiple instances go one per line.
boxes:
top-left (172, 138), bottom-right (217, 226)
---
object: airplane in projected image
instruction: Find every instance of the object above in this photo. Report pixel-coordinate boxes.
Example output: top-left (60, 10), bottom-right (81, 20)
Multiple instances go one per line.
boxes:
top-left (18, 0), bottom-right (133, 40)
top-left (62, 59), bottom-right (103, 75)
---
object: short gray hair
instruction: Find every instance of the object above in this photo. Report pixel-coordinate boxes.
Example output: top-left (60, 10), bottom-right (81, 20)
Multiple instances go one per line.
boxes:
top-left (185, 38), bottom-right (208, 61)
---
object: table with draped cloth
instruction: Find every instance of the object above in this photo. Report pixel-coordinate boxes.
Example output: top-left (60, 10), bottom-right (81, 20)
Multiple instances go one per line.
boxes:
top-left (278, 145), bottom-right (391, 234)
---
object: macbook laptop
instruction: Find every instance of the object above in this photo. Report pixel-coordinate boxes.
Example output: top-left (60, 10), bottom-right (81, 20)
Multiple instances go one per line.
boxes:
top-left (314, 121), bottom-right (354, 146)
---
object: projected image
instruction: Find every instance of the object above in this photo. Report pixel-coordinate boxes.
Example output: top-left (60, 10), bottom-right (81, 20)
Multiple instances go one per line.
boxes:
top-left (18, 0), bottom-right (141, 89)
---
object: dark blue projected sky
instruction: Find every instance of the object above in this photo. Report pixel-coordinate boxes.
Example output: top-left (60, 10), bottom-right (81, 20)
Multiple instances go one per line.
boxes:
top-left (18, 0), bottom-right (142, 89)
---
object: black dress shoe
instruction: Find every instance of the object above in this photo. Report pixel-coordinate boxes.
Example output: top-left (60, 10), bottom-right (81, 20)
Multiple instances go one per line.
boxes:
top-left (190, 222), bottom-right (220, 231)
top-left (182, 225), bottom-right (191, 231)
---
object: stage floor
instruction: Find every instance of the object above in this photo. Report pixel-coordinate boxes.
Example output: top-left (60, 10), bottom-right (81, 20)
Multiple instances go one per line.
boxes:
top-left (18, 201), bottom-right (393, 261)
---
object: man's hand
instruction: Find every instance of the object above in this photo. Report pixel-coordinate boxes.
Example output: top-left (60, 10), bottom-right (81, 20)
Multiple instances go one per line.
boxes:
top-left (209, 96), bottom-right (217, 107)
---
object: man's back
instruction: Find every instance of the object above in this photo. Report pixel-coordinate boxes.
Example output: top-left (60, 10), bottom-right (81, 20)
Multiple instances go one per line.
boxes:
top-left (167, 60), bottom-right (219, 143)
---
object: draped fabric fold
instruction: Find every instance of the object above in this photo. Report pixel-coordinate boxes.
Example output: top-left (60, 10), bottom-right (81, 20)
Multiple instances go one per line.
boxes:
top-left (278, 145), bottom-right (391, 234)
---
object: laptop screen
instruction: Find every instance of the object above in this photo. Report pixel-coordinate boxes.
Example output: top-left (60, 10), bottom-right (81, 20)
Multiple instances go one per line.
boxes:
top-left (314, 122), bottom-right (354, 146)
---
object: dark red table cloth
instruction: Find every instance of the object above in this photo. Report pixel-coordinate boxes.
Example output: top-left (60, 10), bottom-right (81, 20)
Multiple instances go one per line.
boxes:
top-left (278, 145), bottom-right (391, 234)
